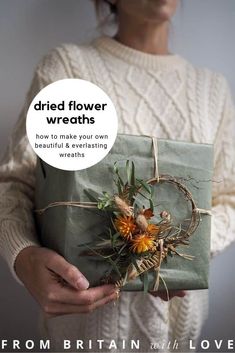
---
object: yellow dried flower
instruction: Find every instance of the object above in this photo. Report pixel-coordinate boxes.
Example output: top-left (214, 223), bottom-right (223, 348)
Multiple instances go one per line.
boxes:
top-left (147, 224), bottom-right (160, 236)
top-left (114, 216), bottom-right (136, 240)
top-left (130, 234), bottom-right (155, 254)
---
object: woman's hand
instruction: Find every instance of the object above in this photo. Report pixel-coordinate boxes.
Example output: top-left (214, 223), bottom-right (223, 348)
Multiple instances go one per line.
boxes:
top-left (14, 246), bottom-right (118, 317)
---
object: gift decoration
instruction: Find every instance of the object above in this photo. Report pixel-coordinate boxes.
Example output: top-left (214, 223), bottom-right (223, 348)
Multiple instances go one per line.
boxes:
top-left (35, 134), bottom-right (213, 292)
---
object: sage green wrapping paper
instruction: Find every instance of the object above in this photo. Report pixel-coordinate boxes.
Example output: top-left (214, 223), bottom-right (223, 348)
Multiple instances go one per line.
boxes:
top-left (35, 134), bottom-right (213, 291)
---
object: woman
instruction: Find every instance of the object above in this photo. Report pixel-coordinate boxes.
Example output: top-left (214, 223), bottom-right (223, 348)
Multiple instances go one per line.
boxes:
top-left (0, 0), bottom-right (234, 352)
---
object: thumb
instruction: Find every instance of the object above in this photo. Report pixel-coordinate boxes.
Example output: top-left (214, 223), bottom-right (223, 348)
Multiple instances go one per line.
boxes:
top-left (48, 253), bottom-right (89, 290)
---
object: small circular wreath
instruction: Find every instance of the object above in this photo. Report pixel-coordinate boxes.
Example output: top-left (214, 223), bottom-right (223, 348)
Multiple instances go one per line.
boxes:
top-left (146, 175), bottom-right (201, 242)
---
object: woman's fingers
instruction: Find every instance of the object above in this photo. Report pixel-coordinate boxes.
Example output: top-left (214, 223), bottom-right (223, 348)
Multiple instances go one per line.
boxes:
top-left (44, 291), bottom-right (119, 317)
top-left (46, 283), bottom-right (117, 305)
top-left (15, 247), bottom-right (119, 317)
top-left (46, 252), bottom-right (89, 290)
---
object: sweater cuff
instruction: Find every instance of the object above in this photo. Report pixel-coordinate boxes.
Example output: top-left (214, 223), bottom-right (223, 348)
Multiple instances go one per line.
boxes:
top-left (0, 221), bottom-right (41, 285)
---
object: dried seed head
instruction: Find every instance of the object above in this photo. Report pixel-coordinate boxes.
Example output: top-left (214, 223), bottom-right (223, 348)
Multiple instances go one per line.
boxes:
top-left (114, 195), bottom-right (132, 216)
top-left (142, 208), bottom-right (154, 219)
top-left (160, 210), bottom-right (171, 221)
top-left (136, 214), bottom-right (149, 231)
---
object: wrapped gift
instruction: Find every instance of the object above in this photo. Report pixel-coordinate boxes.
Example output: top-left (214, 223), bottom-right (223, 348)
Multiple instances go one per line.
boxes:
top-left (35, 134), bottom-right (213, 292)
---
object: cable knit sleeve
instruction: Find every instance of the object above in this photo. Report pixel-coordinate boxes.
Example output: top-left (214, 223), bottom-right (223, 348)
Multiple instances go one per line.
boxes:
top-left (0, 46), bottom-right (72, 283)
top-left (211, 77), bottom-right (235, 257)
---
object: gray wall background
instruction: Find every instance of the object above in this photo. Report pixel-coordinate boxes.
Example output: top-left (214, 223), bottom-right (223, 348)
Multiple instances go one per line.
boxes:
top-left (0, 0), bottom-right (235, 350)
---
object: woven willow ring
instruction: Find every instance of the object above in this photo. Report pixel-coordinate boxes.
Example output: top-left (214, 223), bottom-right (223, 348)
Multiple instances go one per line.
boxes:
top-left (145, 175), bottom-right (201, 243)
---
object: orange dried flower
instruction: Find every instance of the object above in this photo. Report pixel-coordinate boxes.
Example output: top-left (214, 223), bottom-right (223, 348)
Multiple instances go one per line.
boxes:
top-left (114, 216), bottom-right (136, 240)
top-left (147, 224), bottom-right (160, 236)
top-left (143, 208), bottom-right (154, 219)
top-left (130, 234), bottom-right (155, 254)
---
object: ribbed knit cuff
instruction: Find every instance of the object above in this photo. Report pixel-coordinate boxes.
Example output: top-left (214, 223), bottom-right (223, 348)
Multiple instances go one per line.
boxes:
top-left (0, 221), bottom-right (41, 285)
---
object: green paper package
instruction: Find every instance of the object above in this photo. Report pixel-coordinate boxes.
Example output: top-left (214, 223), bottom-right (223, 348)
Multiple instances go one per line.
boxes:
top-left (34, 134), bottom-right (213, 291)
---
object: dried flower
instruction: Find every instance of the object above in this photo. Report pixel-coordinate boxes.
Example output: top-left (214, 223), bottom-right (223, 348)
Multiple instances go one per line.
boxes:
top-left (114, 215), bottom-right (136, 240)
top-left (114, 195), bottom-right (133, 216)
top-left (136, 214), bottom-right (149, 231)
top-left (143, 208), bottom-right (154, 219)
top-left (160, 210), bottom-right (171, 221)
top-left (130, 234), bottom-right (155, 254)
top-left (147, 224), bottom-right (160, 236)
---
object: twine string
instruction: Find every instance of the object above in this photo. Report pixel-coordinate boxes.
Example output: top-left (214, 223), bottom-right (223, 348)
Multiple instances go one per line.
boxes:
top-left (151, 136), bottom-right (159, 181)
top-left (35, 201), bottom-right (98, 215)
top-left (196, 207), bottom-right (212, 216)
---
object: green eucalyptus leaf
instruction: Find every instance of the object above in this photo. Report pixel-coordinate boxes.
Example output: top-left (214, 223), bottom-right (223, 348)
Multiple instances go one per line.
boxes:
top-left (117, 180), bottom-right (122, 195)
top-left (131, 161), bottom-right (135, 186)
top-left (149, 198), bottom-right (154, 212)
top-left (139, 180), bottom-right (152, 194)
top-left (126, 160), bottom-right (131, 185)
top-left (84, 190), bottom-right (98, 203)
top-left (114, 162), bottom-right (118, 174)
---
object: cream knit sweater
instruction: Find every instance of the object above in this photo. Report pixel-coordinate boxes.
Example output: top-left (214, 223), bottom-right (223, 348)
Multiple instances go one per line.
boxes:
top-left (0, 36), bottom-right (235, 353)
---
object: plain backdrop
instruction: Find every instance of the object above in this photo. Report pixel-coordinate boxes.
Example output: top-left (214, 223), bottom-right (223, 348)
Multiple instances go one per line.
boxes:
top-left (0, 0), bottom-right (235, 351)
